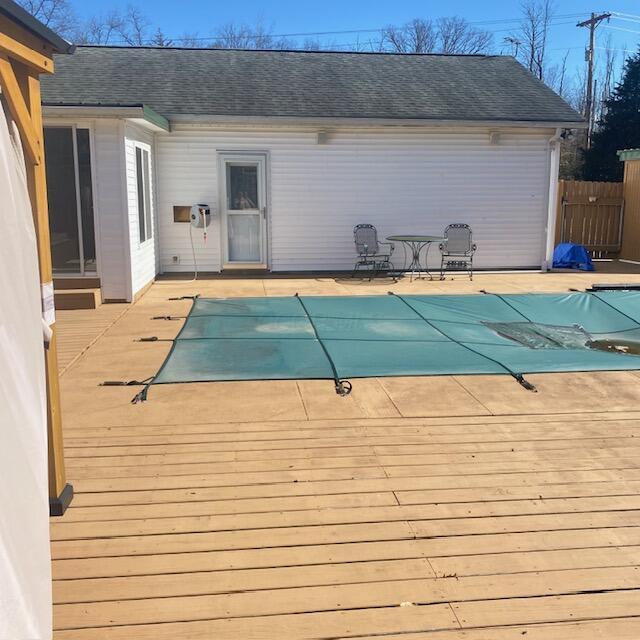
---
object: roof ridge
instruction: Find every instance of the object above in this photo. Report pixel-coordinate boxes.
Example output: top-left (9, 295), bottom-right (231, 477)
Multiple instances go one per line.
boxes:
top-left (74, 44), bottom-right (496, 58)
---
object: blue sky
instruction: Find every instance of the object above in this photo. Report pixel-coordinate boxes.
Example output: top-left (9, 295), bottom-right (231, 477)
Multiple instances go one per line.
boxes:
top-left (75, 1), bottom-right (640, 74)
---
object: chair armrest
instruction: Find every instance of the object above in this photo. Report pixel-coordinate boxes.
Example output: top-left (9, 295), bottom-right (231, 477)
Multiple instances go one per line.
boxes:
top-left (471, 243), bottom-right (477, 253)
top-left (378, 241), bottom-right (394, 254)
top-left (439, 242), bottom-right (446, 251)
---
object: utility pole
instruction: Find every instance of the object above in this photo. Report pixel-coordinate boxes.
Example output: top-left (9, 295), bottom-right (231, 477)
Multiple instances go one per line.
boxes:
top-left (577, 12), bottom-right (611, 148)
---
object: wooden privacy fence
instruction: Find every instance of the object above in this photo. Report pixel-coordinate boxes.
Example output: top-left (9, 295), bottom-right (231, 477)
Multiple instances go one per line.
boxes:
top-left (555, 180), bottom-right (624, 257)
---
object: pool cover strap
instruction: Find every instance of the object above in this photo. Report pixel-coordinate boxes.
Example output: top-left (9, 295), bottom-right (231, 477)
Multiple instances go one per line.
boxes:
top-left (295, 293), bottom-right (353, 395)
top-left (389, 292), bottom-right (537, 391)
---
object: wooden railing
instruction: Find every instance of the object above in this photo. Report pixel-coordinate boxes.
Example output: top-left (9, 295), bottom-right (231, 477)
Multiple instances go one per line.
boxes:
top-left (555, 180), bottom-right (624, 258)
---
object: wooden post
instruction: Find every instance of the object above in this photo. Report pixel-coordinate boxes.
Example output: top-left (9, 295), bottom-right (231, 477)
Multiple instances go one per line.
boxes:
top-left (25, 70), bottom-right (72, 514)
top-left (0, 19), bottom-right (72, 515)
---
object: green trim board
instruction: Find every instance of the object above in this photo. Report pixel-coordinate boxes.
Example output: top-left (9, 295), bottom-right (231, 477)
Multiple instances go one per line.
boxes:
top-left (141, 104), bottom-right (170, 132)
top-left (618, 149), bottom-right (640, 162)
top-left (137, 291), bottom-right (640, 400)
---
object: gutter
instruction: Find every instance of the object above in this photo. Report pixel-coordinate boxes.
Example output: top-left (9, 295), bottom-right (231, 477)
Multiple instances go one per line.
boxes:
top-left (166, 113), bottom-right (587, 130)
top-left (544, 128), bottom-right (563, 270)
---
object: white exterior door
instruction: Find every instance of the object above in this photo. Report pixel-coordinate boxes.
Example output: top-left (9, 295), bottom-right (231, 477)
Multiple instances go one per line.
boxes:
top-left (220, 154), bottom-right (267, 267)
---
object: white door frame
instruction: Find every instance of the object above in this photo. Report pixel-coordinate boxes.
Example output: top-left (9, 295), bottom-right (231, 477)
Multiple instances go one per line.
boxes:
top-left (218, 152), bottom-right (269, 269)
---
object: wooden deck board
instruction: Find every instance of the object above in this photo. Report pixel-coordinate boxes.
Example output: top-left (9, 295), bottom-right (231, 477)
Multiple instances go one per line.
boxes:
top-left (52, 275), bottom-right (640, 638)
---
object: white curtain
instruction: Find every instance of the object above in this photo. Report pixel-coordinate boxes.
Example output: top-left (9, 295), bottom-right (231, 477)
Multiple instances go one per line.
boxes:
top-left (0, 94), bottom-right (52, 638)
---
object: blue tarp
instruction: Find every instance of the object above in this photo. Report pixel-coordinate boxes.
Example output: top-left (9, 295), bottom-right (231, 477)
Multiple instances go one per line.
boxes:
top-left (553, 243), bottom-right (594, 271)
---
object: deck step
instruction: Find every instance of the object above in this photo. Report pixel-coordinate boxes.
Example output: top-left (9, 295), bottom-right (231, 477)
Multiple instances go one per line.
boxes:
top-left (53, 277), bottom-right (101, 290)
top-left (54, 288), bottom-right (101, 310)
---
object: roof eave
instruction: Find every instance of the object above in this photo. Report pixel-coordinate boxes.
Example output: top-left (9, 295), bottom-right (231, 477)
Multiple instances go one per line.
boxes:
top-left (0, 0), bottom-right (74, 53)
top-left (165, 113), bottom-right (587, 129)
top-left (42, 104), bottom-right (170, 131)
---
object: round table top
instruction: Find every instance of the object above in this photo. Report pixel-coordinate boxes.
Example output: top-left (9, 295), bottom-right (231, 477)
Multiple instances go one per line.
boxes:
top-left (387, 235), bottom-right (445, 243)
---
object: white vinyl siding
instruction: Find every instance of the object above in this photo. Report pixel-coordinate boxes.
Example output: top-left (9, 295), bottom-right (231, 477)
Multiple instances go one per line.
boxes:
top-left (124, 123), bottom-right (157, 296)
top-left (91, 119), bottom-right (129, 300)
top-left (155, 125), bottom-right (553, 272)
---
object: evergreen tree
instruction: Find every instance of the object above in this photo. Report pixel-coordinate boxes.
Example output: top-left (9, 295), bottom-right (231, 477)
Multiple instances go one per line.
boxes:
top-left (583, 49), bottom-right (640, 181)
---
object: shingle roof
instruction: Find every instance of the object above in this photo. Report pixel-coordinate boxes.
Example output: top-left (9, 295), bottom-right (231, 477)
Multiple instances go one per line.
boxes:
top-left (41, 45), bottom-right (583, 124)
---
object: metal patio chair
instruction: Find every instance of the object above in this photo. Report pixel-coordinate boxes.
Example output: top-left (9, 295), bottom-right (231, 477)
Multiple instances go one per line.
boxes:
top-left (352, 224), bottom-right (394, 279)
top-left (439, 223), bottom-right (477, 280)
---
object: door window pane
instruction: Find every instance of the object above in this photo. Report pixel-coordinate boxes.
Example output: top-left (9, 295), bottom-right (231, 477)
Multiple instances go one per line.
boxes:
top-left (228, 213), bottom-right (261, 262)
top-left (44, 127), bottom-right (96, 274)
top-left (227, 165), bottom-right (258, 210)
top-left (44, 127), bottom-right (80, 273)
top-left (76, 129), bottom-right (96, 272)
top-left (136, 147), bottom-right (152, 243)
top-left (136, 147), bottom-right (145, 242)
top-left (143, 150), bottom-right (152, 240)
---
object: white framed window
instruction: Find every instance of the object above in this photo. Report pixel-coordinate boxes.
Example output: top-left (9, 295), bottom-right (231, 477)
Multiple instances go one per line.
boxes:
top-left (135, 145), bottom-right (152, 243)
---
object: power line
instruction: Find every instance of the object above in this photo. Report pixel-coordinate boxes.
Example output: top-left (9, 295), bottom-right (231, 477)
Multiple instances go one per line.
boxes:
top-left (609, 11), bottom-right (640, 21)
top-left (99, 13), bottom-right (590, 46)
top-left (602, 24), bottom-right (640, 35)
top-left (609, 16), bottom-right (640, 25)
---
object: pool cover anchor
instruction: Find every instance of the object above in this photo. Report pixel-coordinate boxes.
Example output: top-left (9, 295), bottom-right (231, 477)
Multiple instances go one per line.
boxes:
top-left (99, 377), bottom-right (154, 403)
top-left (131, 382), bottom-right (152, 404)
top-left (335, 380), bottom-right (353, 396)
top-left (513, 374), bottom-right (537, 392)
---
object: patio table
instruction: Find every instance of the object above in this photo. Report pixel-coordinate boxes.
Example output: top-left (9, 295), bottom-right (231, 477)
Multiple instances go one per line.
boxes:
top-left (387, 235), bottom-right (445, 281)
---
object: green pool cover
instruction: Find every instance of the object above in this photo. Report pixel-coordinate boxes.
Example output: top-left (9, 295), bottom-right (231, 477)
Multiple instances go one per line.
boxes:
top-left (137, 291), bottom-right (640, 400)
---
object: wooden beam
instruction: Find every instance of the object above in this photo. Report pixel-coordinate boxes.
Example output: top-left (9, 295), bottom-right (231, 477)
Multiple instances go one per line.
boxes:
top-left (0, 53), bottom-right (40, 164)
top-left (0, 32), bottom-right (53, 73)
top-left (0, 14), bottom-right (56, 59)
top-left (20, 67), bottom-right (72, 514)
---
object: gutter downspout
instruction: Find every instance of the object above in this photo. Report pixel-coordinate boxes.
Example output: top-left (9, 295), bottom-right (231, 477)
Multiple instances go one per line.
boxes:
top-left (543, 127), bottom-right (562, 271)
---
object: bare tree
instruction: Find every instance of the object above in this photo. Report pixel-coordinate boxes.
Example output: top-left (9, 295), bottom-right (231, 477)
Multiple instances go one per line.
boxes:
top-left (17, 0), bottom-right (77, 36)
top-left (510, 0), bottom-right (554, 79)
top-left (544, 49), bottom-right (570, 97)
top-left (149, 28), bottom-right (173, 48)
top-left (595, 35), bottom-right (620, 122)
top-left (382, 19), bottom-right (437, 53)
top-left (437, 17), bottom-right (492, 54)
top-left (176, 32), bottom-right (202, 48)
top-left (117, 5), bottom-right (150, 46)
top-left (74, 10), bottom-right (123, 45)
top-left (209, 21), bottom-right (294, 49)
top-left (382, 17), bottom-right (491, 54)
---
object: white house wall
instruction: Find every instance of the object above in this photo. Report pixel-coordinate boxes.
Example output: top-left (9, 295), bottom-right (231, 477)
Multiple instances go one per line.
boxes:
top-left (124, 122), bottom-right (157, 297)
top-left (92, 119), bottom-right (130, 300)
top-left (155, 125), bottom-right (553, 272)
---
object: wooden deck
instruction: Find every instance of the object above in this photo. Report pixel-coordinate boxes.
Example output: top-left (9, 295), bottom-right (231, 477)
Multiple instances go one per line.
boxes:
top-left (56, 303), bottom-right (128, 374)
top-left (52, 272), bottom-right (640, 639)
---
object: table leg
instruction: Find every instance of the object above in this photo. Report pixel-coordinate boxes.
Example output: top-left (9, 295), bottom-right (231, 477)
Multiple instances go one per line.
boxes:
top-left (409, 241), bottom-right (422, 282)
top-left (423, 242), bottom-right (434, 280)
top-left (400, 243), bottom-right (408, 281)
